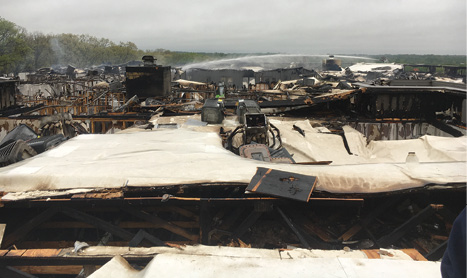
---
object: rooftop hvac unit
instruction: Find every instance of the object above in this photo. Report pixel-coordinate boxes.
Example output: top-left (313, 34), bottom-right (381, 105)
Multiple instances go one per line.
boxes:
top-left (201, 99), bottom-right (225, 124)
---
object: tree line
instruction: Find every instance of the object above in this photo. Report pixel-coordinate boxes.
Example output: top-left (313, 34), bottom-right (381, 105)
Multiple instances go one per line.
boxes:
top-left (0, 17), bottom-right (242, 74)
top-left (0, 17), bottom-right (139, 74)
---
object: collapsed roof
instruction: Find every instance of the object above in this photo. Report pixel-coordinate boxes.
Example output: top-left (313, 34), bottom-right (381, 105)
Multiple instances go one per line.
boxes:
top-left (0, 56), bottom-right (465, 276)
top-left (0, 116), bottom-right (464, 201)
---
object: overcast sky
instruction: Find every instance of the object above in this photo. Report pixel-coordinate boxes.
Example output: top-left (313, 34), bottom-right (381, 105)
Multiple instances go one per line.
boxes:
top-left (1, 0), bottom-right (466, 55)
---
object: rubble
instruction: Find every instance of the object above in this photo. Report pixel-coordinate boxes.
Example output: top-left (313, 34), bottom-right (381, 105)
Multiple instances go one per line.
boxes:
top-left (0, 55), bottom-right (464, 276)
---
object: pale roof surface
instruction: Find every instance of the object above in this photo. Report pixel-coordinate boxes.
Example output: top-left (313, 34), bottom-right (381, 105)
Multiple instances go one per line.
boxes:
top-left (348, 63), bottom-right (403, 72)
top-left (0, 116), bottom-right (465, 200)
top-left (87, 245), bottom-right (441, 278)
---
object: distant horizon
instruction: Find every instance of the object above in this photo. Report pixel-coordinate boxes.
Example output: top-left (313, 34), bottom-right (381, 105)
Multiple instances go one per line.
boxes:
top-left (1, 0), bottom-right (465, 55)
top-left (143, 49), bottom-right (467, 56)
top-left (138, 51), bottom-right (467, 56)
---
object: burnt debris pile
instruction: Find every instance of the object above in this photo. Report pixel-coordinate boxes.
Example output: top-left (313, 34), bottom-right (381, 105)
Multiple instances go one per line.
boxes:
top-left (0, 55), bottom-right (465, 276)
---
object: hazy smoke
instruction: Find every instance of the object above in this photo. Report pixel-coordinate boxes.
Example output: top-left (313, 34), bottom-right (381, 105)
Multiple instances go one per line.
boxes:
top-left (49, 37), bottom-right (65, 66)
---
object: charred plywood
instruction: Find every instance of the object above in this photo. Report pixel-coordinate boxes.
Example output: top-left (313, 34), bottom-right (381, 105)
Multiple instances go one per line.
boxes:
top-left (246, 167), bottom-right (317, 202)
top-left (126, 65), bottom-right (171, 99)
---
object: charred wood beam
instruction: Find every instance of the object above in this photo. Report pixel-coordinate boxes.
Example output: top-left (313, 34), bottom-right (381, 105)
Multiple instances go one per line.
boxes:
top-left (232, 211), bottom-right (263, 239)
top-left (76, 265), bottom-right (97, 278)
top-left (434, 207), bottom-right (458, 224)
top-left (339, 197), bottom-right (400, 241)
top-left (377, 204), bottom-right (437, 247)
top-left (14, 266), bottom-right (83, 275)
top-left (289, 218), bottom-right (330, 248)
top-left (434, 207), bottom-right (460, 237)
top-left (199, 201), bottom-right (211, 245)
top-left (300, 220), bottom-right (334, 243)
top-left (276, 207), bottom-right (311, 249)
top-left (0, 251), bottom-right (152, 266)
top-left (280, 208), bottom-right (332, 248)
top-left (0, 104), bottom-right (45, 117)
top-left (219, 207), bottom-right (246, 230)
top-left (412, 239), bottom-right (430, 254)
top-left (2, 207), bottom-right (59, 248)
top-left (363, 227), bottom-right (379, 249)
top-left (1, 196), bottom-right (282, 208)
top-left (122, 206), bottom-right (198, 241)
top-left (338, 132), bottom-right (353, 155)
top-left (97, 232), bottom-right (113, 247)
top-left (427, 118), bottom-right (464, 137)
top-left (129, 229), bottom-right (166, 247)
top-left (0, 225), bottom-right (5, 247)
top-left (39, 221), bottom-right (198, 229)
top-left (0, 266), bottom-right (37, 278)
top-left (425, 240), bottom-right (448, 261)
top-left (293, 224), bottom-right (328, 249)
top-left (257, 99), bottom-right (309, 108)
top-left (158, 207), bottom-right (199, 221)
top-left (60, 207), bottom-right (134, 241)
top-left (15, 241), bottom-right (191, 249)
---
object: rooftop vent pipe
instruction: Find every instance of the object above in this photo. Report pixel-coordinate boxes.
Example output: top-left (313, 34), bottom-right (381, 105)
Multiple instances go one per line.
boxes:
top-left (142, 55), bottom-right (156, 67)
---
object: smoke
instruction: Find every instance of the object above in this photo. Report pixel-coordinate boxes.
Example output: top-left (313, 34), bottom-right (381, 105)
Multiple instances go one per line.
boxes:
top-left (182, 54), bottom-right (377, 71)
top-left (49, 37), bottom-right (65, 66)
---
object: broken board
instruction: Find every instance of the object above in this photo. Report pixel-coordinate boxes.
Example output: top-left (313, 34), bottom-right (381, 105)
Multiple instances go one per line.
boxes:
top-left (246, 167), bottom-right (317, 202)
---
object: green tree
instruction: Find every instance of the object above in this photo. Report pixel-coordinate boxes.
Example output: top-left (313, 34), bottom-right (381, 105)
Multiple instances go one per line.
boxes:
top-left (47, 34), bottom-right (140, 67)
top-left (23, 32), bottom-right (55, 71)
top-left (108, 42), bottom-right (139, 64)
top-left (53, 33), bottom-right (84, 67)
top-left (0, 17), bottom-right (31, 74)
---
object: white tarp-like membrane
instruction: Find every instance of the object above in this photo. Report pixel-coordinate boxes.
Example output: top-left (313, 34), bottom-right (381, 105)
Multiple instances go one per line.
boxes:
top-left (348, 63), bottom-right (403, 73)
top-left (0, 118), bottom-right (465, 200)
top-left (88, 248), bottom-right (441, 278)
top-left (275, 120), bottom-right (467, 164)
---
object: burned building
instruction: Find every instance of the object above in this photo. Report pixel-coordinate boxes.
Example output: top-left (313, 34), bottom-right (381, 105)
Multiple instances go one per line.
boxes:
top-left (353, 80), bottom-right (465, 123)
top-left (0, 110), bottom-right (464, 276)
top-left (0, 79), bottom-right (17, 110)
top-left (186, 68), bottom-right (255, 89)
top-left (254, 67), bottom-right (317, 85)
top-left (403, 64), bottom-right (467, 77)
top-left (125, 56), bottom-right (171, 99)
top-left (185, 67), bottom-right (319, 90)
top-left (0, 57), bottom-right (465, 277)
